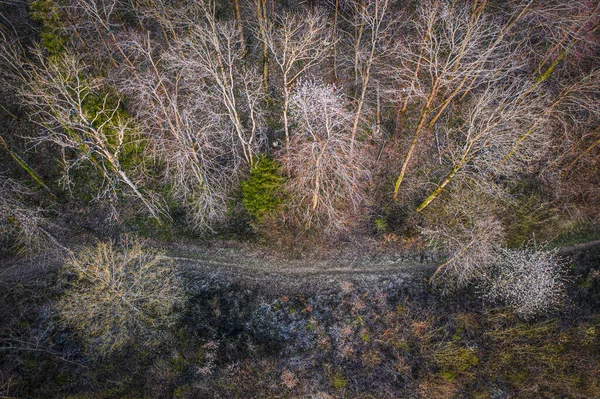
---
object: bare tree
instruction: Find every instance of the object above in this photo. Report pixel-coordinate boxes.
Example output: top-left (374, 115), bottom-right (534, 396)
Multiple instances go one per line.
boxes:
top-left (262, 9), bottom-right (331, 150)
top-left (390, 0), bottom-right (531, 201)
top-left (416, 80), bottom-right (543, 212)
top-left (281, 80), bottom-right (371, 233)
top-left (521, 0), bottom-right (600, 81)
top-left (502, 68), bottom-right (600, 166)
top-left (7, 47), bottom-right (163, 221)
top-left (57, 0), bottom-right (266, 230)
top-left (114, 34), bottom-right (242, 231)
top-left (420, 183), bottom-right (506, 287)
top-left (168, 12), bottom-right (266, 167)
top-left (345, 0), bottom-right (397, 151)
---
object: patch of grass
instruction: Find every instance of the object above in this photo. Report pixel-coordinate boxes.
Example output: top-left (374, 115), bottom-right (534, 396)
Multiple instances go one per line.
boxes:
top-left (432, 343), bottom-right (479, 381)
top-left (331, 372), bottom-right (348, 390)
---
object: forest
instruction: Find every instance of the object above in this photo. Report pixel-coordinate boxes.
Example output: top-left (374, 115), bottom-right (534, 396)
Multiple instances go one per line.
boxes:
top-left (1, 0), bottom-right (600, 397)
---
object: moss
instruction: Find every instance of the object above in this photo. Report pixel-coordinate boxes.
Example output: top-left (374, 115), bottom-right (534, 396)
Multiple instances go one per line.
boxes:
top-left (534, 51), bottom-right (564, 84)
top-left (433, 344), bottom-right (479, 380)
top-left (30, 0), bottom-right (68, 55)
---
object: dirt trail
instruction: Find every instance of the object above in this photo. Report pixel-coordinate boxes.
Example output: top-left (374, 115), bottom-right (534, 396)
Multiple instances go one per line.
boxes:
top-left (0, 239), bottom-right (435, 295)
top-left (5, 238), bottom-right (598, 295)
top-left (162, 242), bottom-right (437, 295)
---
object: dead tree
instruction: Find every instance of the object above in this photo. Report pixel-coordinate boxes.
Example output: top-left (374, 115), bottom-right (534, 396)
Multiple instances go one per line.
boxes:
top-left (390, 0), bottom-right (532, 201)
top-left (280, 80), bottom-right (371, 233)
top-left (261, 9), bottom-right (331, 150)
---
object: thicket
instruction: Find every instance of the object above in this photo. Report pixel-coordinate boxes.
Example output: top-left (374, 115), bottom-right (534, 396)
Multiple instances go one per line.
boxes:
top-left (0, 0), bottom-right (598, 259)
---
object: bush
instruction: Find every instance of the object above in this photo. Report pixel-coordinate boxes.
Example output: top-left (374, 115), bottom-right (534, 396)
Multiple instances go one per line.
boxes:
top-left (478, 246), bottom-right (568, 319)
top-left (58, 237), bottom-right (184, 357)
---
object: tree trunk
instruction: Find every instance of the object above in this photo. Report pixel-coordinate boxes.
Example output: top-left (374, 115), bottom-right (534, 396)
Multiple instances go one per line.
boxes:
top-left (234, 0), bottom-right (246, 54)
top-left (416, 161), bottom-right (463, 212)
top-left (393, 83), bottom-right (438, 200)
top-left (0, 135), bottom-right (55, 198)
top-left (254, 0), bottom-right (269, 92)
top-left (333, 0), bottom-right (339, 81)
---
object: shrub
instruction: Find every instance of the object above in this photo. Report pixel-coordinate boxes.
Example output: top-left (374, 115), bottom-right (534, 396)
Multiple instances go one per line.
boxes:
top-left (478, 246), bottom-right (568, 319)
top-left (58, 237), bottom-right (184, 357)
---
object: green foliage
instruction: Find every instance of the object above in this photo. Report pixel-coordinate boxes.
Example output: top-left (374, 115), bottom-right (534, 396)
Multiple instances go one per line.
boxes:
top-left (373, 217), bottom-right (388, 234)
top-left (30, 0), bottom-right (68, 55)
top-left (241, 156), bottom-right (284, 221)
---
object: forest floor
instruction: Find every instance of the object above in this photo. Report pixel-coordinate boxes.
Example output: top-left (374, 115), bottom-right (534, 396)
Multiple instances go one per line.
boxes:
top-left (3, 234), bottom-right (600, 294)
top-left (2, 236), bottom-right (599, 398)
